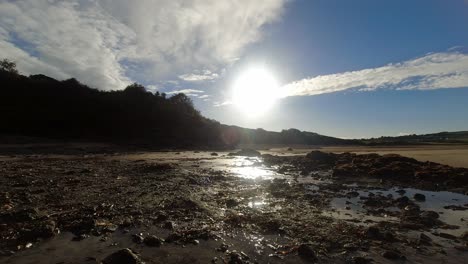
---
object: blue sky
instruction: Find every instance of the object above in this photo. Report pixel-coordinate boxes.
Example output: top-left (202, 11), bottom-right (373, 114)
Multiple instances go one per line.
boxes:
top-left (198, 0), bottom-right (468, 138)
top-left (1, 0), bottom-right (467, 138)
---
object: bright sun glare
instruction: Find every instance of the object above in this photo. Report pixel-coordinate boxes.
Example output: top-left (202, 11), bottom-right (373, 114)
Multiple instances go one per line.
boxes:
top-left (232, 68), bottom-right (280, 117)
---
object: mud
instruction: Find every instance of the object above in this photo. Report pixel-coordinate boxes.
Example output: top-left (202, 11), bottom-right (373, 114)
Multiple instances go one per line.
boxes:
top-left (0, 149), bottom-right (467, 263)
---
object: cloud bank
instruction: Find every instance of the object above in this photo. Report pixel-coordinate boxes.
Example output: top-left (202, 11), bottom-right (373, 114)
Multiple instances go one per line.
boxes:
top-left (281, 51), bottom-right (468, 97)
top-left (0, 0), bottom-right (286, 90)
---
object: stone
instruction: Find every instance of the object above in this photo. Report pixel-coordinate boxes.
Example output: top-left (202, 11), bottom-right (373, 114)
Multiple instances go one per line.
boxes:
top-left (414, 193), bottom-right (426, 202)
top-left (132, 234), bottom-right (144, 244)
top-left (420, 211), bottom-right (439, 219)
top-left (365, 226), bottom-right (382, 239)
top-left (351, 256), bottom-right (373, 264)
top-left (297, 244), bottom-right (318, 262)
top-left (419, 233), bottom-right (432, 245)
top-left (143, 235), bottom-right (163, 247)
top-left (102, 248), bottom-right (142, 264)
top-left (228, 149), bottom-right (261, 157)
top-left (381, 250), bottom-right (402, 260)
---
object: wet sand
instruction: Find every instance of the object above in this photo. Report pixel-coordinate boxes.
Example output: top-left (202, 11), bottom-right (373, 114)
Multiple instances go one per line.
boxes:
top-left (0, 147), bottom-right (467, 263)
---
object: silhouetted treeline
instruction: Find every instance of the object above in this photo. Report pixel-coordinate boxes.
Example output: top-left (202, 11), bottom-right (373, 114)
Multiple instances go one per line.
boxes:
top-left (0, 70), bottom-right (227, 147)
top-left (0, 65), bottom-right (357, 148)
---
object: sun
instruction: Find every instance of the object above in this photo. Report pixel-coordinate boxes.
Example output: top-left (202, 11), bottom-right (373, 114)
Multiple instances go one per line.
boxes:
top-left (232, 67), bottom-right (280, 117)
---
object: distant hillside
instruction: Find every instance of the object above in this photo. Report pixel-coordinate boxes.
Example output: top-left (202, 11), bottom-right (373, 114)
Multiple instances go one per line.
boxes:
top-left (361, 131), bottom-right (468, 145)
top-left (224, 126), bottom-right (354, 146)
top-left (0, 63), bottom-right (350, 148)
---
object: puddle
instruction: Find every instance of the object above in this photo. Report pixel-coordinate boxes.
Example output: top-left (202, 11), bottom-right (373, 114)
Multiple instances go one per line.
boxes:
top-left (325, 186), bottom-right (468, 235)
top-left (202, 156), bottom-right (281, 180)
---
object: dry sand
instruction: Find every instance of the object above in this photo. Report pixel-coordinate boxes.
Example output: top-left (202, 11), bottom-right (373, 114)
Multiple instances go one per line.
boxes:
top-left (259, 144), bottom-right (468, 168)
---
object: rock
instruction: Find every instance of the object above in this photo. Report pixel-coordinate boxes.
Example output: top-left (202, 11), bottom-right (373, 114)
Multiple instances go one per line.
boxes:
top-left (351, 256), bottom-right (373, 264)
top-left (395, 196), bottom-right (410, 207)
top-left (131, 234), bottom-right (144, 244)
top-left (306, 151), bottom-right (334, 163)
top-left (437, 232), bottom-right (457, 240)
top-left (383, 231), bottom-right (396, 242)
top-left (228, 251), bottom-right (244, 264)
top-left (460, 231), bottom-right (468, 241)
top-left (381, 250), bottom-right (403, 260)
top-left (365, 226), bottom-right (382, 239)
top-left (396, 189), bottom-right (406, 195)
top-left (346, 191), bottom-right (360, 197)
top-left (143, 235), bottom-right (163, 247)
top-left (102, 248), bottom-right (142, 264)
top-left (217, 243), bottom-right (229, 252)
top-left (420, 211), bottom-right (439, 219)
top-left (210, 152), bottom-right (218, 156)
top-left (72, 234), bottom-right (89, 241)
top-left (297, 244), bottom-right (318, 262)
top-left (419, 233), bottom-right (432, 245)
top-left (228, 149), bottom-right (261, 157)
top-left (414, 193), bottom-right (426, 202)
top-left (163, 221), bottom-right (175, 230)
top-left (287, 147), bottom-right (293, 151)
top-left (225, 198), bottom-right (240, 208)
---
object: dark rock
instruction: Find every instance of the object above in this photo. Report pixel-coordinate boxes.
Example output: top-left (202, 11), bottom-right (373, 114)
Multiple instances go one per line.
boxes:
top-left (225, 198), bottom-right (240, 208)
top-left (306, 151), bottom-right (334, 163)
top-left (420, 211), bottom-right (439, 219)
top-left (460, 231), bottom-right (468, 241)
top-left (419, 233), bottom-right (432, 245)
top-left (351, 256), bottom-right (373, 264)
top-left (211, 152), bottom-right (218, 156)
top-left (297, 244), bottom-right (318, 262)
top-left (346, 191), bottom-right (360, 197)
top-left (72, 234), bottom-right (89, 241)
top-left (414, 193), bottom-right (426, 202)
top-left (217, 243), bottom-right (229, 252)
top-left (163, 221), bottom-right (176, 230)
top-left (395, 196), bottom-right (410, 207)
top-left (437, 232), bottom-right (457, 240)
top-left (143, 235), bottom-right (163, 247)
top-left (131, 234), bottom-right (144, 244)
top-left (228, 251), bottom-right (244, 264)
top-left (381, 250), bottom-right (403, 260)
top-left (365, 226), bottom-right (382, 239)
top-left (102, 248), bottom-right (142, 264)
top-left (228, 149), bottom-right (261, 157)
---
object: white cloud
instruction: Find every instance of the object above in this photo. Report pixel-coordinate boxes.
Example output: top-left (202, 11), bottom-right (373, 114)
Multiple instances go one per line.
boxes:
top-left (166, 89), bottom-right (204, 97)
top-left (146, 85), bottom-right (159, 93)
top-left (213, 100), bottom-right (233, 107)
top-left (178, 70), bottom-right (219, 82)
top-left (198, 94), bottom-right (211, 99)
top-left (281, 51), bottom-right (468, 97)
top-left (0, 0), bottom-right (286, 90)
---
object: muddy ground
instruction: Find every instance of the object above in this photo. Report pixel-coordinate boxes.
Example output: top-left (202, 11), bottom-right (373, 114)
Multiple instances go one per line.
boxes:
top-left (0, 146), bottom-right (467, 263)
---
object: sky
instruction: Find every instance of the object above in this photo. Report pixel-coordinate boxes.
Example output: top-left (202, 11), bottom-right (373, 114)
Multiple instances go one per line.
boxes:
top-left (1, 0), bottom-right (468, 138)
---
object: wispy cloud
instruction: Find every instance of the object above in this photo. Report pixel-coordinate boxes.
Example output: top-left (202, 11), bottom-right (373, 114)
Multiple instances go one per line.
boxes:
top-left (198, 94), bottom-right (211, 99)
top-left (166, 89), bottom-right (204, 97)
top-left (0, 0), bottom-right (287, 90)
top-left (179, 70), bottom-right (219, 82)
top-left (281, 50), bottom-right (468, 97)
top-left (213, 100), bottom-right (233, 107)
